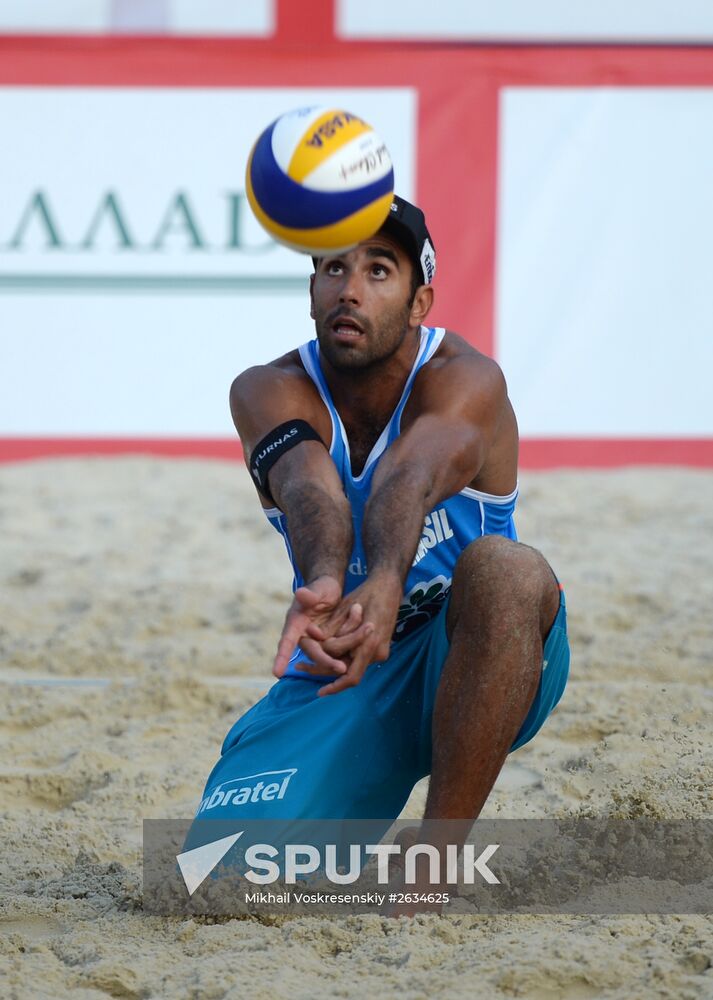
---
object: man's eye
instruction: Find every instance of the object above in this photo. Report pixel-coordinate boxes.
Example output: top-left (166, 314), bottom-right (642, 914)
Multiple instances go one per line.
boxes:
top-left (326, 261), bottom-right (344, 275)
top-left (372, 263), bottom-right (388, 277)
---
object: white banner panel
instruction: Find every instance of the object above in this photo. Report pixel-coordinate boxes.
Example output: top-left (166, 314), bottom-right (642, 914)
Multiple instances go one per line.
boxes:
top-left (0, 87), bottom-right (416, 437)
top-left (170, 0), bottom-right (274, 36)
top-left (496, 87), bottom-right (713, 438)
top-left (0, 0), bottom-right (274, 34)
top-left (4, 295), bottom-right (313, 436)
top-left (338, 0), bottom-right (713, 42)
top-left (0, 0), bottom-right (110, 32)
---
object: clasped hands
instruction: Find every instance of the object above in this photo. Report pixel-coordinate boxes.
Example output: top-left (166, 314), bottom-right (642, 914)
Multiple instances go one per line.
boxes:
top-left (272, 572), bottom-right (402, 696)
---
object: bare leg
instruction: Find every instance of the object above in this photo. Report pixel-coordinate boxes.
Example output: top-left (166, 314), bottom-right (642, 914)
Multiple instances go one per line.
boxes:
top-left (426, 534), bottom-right (560, 824)
top-left (384, 535), bottom-right (560, 916)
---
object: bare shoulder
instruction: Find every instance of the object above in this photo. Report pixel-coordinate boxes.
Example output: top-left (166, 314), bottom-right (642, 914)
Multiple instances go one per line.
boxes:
top-left (230, 348), bottom-right (306, 400)
top-left (411, 330), bottom-right (507, 410)
top-left (229, 348), bottom-right (320, 415)
top-left (229, 349), bottom-right (331, 453)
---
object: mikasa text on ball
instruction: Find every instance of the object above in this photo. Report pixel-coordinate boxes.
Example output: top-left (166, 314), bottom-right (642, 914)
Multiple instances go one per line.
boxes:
top-left (245, 106), bottom-right (395, 255)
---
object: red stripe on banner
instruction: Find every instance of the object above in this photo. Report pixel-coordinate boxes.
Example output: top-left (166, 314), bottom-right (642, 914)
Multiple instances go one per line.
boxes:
top-left (519, 439), bottom-right (713, 469)
top-left (2, 438), bottom-right (713, 469)
top-left (3, 37), bottom-right (713, 80)
top-left (0, 438), bottom-right (243, 463)
top-left (275, 0), bottom-right (336, 45)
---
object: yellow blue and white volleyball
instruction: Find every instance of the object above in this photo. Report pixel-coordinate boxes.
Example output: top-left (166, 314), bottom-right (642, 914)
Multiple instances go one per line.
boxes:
top-left (245, 106), bottom-right (395, 255)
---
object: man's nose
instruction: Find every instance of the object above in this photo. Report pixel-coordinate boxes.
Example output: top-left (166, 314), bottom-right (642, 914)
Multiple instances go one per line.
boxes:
top-left (338, 269), bottom-right (362, 305)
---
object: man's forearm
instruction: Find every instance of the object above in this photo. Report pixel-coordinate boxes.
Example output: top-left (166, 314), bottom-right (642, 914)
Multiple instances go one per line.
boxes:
top-left (362, 465), bottom-right (431, 587)
top-left (280, 481), bottom-right (353, 585)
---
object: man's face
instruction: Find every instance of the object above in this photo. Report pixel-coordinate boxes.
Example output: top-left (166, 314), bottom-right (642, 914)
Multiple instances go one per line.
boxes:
top-left (310, 234), bottom-right (418, 372)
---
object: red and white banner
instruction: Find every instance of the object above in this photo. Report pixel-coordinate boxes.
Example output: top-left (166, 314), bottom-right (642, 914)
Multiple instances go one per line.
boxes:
top-left (1, 30), bottom-right (712, 466)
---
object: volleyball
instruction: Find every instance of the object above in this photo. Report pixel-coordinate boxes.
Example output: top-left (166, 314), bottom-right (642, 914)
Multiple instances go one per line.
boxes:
top-left (245, 106), bottom-right (395, 255)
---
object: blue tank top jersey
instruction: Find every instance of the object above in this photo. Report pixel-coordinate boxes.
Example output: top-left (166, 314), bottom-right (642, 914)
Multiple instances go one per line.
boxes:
top-left (263, 326), bottom-right (518, 677)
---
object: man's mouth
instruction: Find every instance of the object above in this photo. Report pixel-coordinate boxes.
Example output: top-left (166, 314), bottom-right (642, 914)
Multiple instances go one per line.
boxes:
top-left (332, 316), bottom-right (364, 338)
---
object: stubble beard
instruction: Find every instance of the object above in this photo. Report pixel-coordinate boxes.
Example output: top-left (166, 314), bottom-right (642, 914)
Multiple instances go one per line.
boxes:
top-left (314, 300), bottom-right (413, 374)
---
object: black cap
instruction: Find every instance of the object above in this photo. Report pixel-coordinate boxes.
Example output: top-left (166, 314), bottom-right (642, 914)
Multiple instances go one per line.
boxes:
top-left (312, 194), bottom-right (436, 285)
top-left (380, 194), bottom-right (436, 285)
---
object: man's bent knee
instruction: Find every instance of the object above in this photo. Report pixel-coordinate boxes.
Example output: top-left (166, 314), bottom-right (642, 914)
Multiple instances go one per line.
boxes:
top-left (447, 535), bottom-right (559, 640)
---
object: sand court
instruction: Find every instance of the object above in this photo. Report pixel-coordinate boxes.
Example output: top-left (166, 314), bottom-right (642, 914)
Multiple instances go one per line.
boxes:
top-left (0, 458), bottom-right (711, 998)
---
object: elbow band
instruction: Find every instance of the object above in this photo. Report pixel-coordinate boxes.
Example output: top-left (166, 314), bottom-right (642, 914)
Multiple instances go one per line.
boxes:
top-left (248, 419), bottom-right (322, 503)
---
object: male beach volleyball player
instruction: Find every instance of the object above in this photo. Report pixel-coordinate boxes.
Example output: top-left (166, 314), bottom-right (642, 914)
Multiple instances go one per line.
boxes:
top-left (192, 195), bottom-right (569, 902)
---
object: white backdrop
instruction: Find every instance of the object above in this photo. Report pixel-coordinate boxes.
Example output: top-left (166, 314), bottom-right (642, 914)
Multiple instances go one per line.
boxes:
top-left (0, 0), bottom-right (275, 34)
top-left (496, 87), bottom-right (713, 437)
top-left (337, 0), bottom-right (713, 42)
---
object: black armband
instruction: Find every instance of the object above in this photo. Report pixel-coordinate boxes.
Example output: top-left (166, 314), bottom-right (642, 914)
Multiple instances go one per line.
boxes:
top-left (249, 419), bottom-right (322, 503)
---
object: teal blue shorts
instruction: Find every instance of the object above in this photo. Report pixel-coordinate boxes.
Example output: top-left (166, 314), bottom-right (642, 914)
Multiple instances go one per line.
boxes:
top-left (194, 589), bottom-right (569, 824)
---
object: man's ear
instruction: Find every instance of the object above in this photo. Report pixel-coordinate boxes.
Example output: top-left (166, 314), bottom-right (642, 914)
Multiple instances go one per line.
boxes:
top-left (409, 284), bottom-right (434, 327)
top-left (309, 273), bottom-right (316, 320)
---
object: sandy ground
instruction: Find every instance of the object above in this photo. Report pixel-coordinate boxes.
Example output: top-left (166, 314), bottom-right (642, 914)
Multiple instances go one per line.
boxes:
top-left (0, 457), bottom-right (711, 999)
